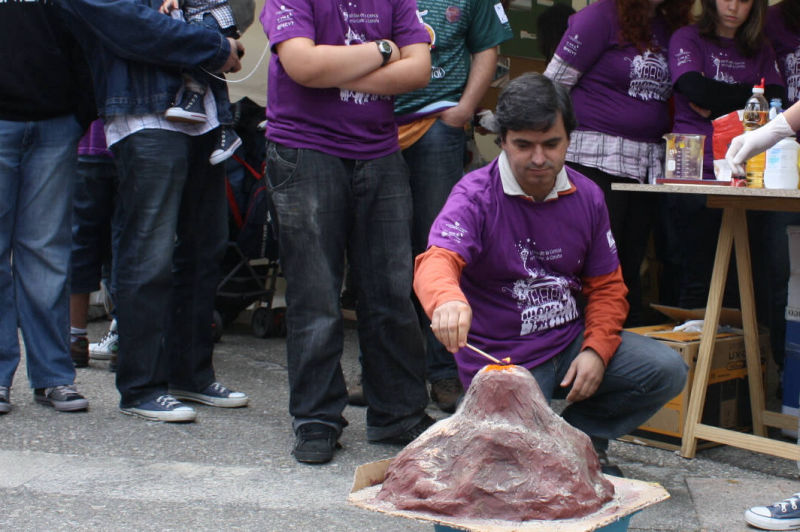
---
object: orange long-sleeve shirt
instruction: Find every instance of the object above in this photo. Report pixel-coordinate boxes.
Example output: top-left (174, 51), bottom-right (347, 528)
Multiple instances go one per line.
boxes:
top-left (414, 246), bottom-right (628, 365)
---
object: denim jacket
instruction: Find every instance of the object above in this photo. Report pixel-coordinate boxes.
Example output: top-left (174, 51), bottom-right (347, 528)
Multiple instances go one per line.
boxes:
top-left (57, 0), bottom-right (231, 118)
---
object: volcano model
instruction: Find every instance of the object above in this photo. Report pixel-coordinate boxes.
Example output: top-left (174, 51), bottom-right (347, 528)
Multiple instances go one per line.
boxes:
top-left (376, 364), bottom-right (615, 521)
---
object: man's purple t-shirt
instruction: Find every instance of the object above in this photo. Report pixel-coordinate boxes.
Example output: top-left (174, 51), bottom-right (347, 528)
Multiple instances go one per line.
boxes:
top-left (669, 24), bottom-right (782, 178)
top-left (766, 5), bottom-right (800, 104)
top-left (260, 0), bottom-right (429, 160)
top-left (554, 0), bottom-right (672, 143)
top-left (77, 119), bottom-right (112, 158)
top-left (428, 160), bottom-right (619, 388)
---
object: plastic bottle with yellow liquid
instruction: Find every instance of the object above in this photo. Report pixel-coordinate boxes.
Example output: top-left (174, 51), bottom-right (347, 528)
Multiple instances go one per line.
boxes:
top-left (742, 79), bottom-right (768, 187)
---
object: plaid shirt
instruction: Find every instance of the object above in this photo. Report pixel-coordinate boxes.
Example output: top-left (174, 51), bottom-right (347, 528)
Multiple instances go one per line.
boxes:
top-left (544, 54), bottom-right (663, 183)
top-left (566, 130), bottom-right (663, 184)
top-left (184, 0), bottom-right (236, 31)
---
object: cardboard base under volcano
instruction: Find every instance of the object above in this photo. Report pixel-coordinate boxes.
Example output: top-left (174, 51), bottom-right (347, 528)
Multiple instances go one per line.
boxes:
top-left (348, 459), bottom-right (669, 532)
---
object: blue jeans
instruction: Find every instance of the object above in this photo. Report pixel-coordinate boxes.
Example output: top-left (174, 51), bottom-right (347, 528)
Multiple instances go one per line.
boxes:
top-left (266, 142), bottom-right (428, 440)
top-left (403, 119), bottom-right (466, 383)
top-left (71, 155), bottom-right (120, 296)
top-left (111, 129), bottom-right (227, 407)
top-left (530, 330), bottom-right (688, 451)
top-left (0, 115), bottom-right (82, 389)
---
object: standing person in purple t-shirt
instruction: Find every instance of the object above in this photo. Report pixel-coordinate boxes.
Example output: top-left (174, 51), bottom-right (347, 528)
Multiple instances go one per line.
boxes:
top-left (766, 0), bottom-right (800, 106)
top-left (667, 0), bottom-right (784, 308)
top-left (544, 0), bottom-right (692, 327)
top-left (68, 119), bottom-right (119, 371)
top-left (414, 73), bottom-right (687, 477)
top-left (261, 0), bottom-right (433, 464)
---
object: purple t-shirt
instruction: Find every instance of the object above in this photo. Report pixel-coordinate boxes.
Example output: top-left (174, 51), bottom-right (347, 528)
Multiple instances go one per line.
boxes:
top-left (428, 160), bottom-right (619, 388)
top-left (77, 119), bottom-right (112, 158)
top-left (669, 24), bottom-right (782, 178)
top-left (766, 5), bottom-right (800, 104)
top-left (260, 0), bottom-right (429, 160)
top-left (555, 0), bottom-right (672, 143)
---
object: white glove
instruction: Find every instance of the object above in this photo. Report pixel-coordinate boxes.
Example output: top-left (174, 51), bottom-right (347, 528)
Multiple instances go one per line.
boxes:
top-left (726, 113), bottom-right (796, 175)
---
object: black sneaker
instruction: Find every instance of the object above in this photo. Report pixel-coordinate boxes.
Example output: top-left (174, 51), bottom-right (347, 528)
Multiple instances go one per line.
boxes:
top-left (165, 89), bottom-right (207, 123)
top-left (209, 128), bottom-right (243, 165)
top-left (369, 414), bottom-right (436, 445)
top-left (430, 377), bottom-right (464, 414)
top-left (34, 385), bottom-right (88, 412)
top-left (70, 336), bottom-right (89, 368)
top-left (596, 449), bottom-right (624, 477)
top-left (0, 386), bottom-right (10, 414)
top-left (292, 423), bottom-right (341, 464)
top-left (745, 493), bottom-right (800, 530)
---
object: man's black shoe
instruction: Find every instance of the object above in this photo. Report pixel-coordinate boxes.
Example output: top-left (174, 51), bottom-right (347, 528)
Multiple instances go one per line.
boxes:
top-left (596, 449), bottom-right (624, 477)
top-left (430, 377), bottom-right (463, 414)
top-left (292, 423), bottom-right (340, 464)
top-left (369, 414), bottom-right (436, 445)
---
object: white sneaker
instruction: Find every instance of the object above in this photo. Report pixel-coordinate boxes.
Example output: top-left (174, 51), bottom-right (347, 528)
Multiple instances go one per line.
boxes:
top-left (90, 319), bottom-right (118, 360)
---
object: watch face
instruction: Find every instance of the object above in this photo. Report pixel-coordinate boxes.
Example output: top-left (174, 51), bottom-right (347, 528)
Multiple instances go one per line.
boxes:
top-left (379, 41), bottom-right (392, 55)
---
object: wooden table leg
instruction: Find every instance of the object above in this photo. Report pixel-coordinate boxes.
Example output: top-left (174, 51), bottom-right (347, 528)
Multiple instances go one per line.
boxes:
top-left (731, 208), bottom-right (767, 437)
top-left (680, 208), bottom-right (735, 458)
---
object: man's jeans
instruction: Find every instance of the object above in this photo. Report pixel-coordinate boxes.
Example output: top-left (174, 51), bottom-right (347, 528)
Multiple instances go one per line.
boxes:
top-left (529, 330), bottom-right (688, 451)
top-left (71, 154), bottom-right (120, 296)
top-left (266, 142), bottom-right (428, 440)
top-left (0, 115), bottom-right (82, 389)
top-left (403, 119), bottom-right (466, 383)
top-left (111, 129), bottom-right (226, 407)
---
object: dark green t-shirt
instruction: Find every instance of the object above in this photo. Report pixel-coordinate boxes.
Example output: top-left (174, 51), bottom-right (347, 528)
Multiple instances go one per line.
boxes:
top-left (394, 0), bottom-right (513, 117)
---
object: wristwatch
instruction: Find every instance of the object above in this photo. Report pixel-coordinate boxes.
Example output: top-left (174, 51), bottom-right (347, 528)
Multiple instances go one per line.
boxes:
top-left (376, 40), bottom-right (392, 66)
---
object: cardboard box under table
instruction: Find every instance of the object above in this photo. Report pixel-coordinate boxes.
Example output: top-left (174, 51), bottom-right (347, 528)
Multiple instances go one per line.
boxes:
top-left (349, 459), bottom-right (669, 532)
top-left (623, 306), bottom-right (768, 450)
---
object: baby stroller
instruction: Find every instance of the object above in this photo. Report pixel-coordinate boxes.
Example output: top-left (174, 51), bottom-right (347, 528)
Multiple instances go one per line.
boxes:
top-left (213, 97), bottom-right (286, 341)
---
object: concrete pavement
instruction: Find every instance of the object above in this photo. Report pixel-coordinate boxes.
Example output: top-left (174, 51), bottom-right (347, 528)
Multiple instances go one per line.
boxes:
top-left (1, 316), bottom-right (799, 531)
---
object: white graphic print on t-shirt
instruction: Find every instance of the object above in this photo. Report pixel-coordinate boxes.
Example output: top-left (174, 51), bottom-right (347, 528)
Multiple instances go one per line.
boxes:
top-left (503, 241), bottom-right (579, 336)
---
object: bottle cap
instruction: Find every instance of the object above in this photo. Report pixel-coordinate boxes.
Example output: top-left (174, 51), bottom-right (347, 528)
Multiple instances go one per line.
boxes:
top-left (752, 78), bottom-right (765, 94)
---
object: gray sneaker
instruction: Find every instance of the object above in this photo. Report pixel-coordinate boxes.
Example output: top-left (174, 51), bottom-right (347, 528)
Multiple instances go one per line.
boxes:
top-left (34, 385), bottom-right (88, 412)
top-left (0, 386), bottom-right (10, 414)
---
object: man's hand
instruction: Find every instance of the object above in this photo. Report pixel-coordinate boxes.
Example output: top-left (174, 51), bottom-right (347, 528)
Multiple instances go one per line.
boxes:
top-left (561, 349), bottom-right (605, 403)
top-left (430, 300), bottom-right (472, 353)
top-left (158, 0), bottom-right (179, 14)
top-left (218, 38), bottom-right (244, 73)
top-left (439, 104), bottom-right (472, 129)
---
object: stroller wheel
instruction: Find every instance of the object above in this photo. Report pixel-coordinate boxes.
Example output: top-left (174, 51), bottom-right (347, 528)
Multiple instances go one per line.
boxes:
top-left (212, 310), bottom-right (224, 343)
top-left (251, 307), bottom-right (271, 338)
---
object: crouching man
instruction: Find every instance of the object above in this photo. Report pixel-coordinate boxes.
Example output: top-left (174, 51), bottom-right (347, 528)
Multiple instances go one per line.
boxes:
top-left (414, 73), bottom-right (688, 476)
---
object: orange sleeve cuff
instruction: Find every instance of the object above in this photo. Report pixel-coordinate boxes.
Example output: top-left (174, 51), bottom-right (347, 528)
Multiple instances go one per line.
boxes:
top-left (413, 246), bottom-right (468, 318)
top-left (580, 266), bottom-right (629, 366)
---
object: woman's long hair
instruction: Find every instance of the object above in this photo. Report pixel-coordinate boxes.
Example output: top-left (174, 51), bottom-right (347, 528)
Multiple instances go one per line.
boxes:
top-left (780, 0), bottom-right (800, 33)
top-left (616, 0), bottom-right (693, 51)
top-left (697, 0), bottom-right (767, 56)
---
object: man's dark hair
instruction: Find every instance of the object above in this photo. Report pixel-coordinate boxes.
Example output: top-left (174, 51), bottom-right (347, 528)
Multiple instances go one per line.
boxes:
top-left (495, 73), bottom-right (577, 141)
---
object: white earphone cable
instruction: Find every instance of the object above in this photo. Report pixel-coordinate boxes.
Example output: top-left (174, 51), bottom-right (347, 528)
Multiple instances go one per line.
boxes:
top-left (202, 41), bottom-right (270, 83)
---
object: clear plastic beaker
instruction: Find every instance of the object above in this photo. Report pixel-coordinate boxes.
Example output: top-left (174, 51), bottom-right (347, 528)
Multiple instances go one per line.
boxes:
top-left (663, 134), bottom-right (706, 179)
